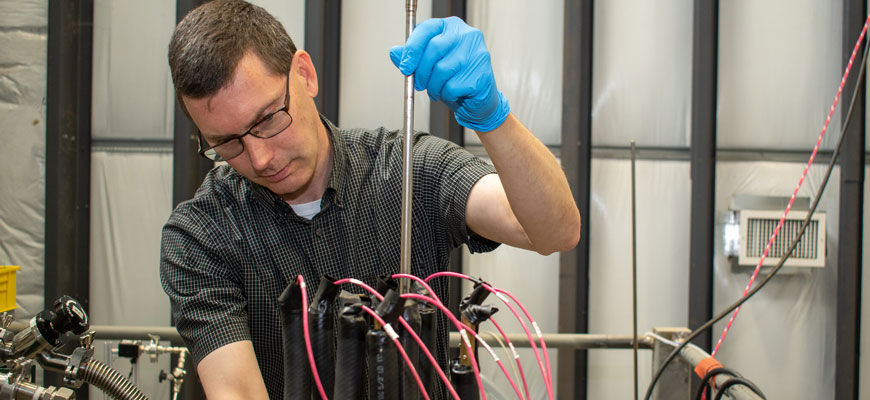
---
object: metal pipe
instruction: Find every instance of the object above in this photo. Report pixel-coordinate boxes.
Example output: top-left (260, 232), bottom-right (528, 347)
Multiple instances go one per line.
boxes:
top-left (630, 140), bottom-right (639, 400)
top-left (90, 326), bottom-right (183, 345)
top-left (449, 333), bottom-right (650, 350)
top-left (677, 343), bottom-right (764, 400)
top-left (400, 0), bottom-right (417, 294)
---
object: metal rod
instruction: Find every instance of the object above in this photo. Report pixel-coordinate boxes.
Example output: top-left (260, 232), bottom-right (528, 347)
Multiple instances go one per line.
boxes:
top-left (450, 332), bottom-right (650, 350)
top-left (400, 0), bottom-right (417, 294)
top-left (630, 140), bottom-right (639, 400)
top-left (677, 343), bottom-right (765, 400)
top-left (90, 325), bottom-right (185, 345)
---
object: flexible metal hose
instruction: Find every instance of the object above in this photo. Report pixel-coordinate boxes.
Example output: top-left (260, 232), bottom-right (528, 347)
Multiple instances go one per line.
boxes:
top-left (79, 358), bottom-right (147, 400)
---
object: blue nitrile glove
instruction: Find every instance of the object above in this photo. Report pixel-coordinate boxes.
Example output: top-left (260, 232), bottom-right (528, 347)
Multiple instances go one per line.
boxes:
top-left (389, 17), bottom-right (510, 133)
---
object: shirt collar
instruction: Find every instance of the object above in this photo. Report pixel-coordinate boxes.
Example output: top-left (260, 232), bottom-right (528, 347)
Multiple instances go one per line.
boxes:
top-left (321, 115), bottom-right (347, 209)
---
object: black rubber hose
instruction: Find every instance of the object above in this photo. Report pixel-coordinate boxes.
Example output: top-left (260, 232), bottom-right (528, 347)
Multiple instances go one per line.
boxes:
top-left (333, 304), bottom-right (367, 400)
top-left (418, 304), bottom-right (438, 395)
top-left (79, 358), bottom-right (148, 400)
top-left (308, 275), bottom-right (339, 399)
top-left (278, 281), bottom-right (310, 400)
top-left (366, 329), bottom-right (400, 400)
top-left (450, 360), bottom-right (479, 400)
top-left (400, 298), bottom-right (422, 400)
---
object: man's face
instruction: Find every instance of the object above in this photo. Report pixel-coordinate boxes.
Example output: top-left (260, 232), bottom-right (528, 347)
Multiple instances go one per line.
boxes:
top-left (183, 52), bottom-right (328, 202)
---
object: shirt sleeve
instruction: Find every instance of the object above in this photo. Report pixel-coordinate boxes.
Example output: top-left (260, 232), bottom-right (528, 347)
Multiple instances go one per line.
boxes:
top-left (413, 134), bottom-right (500, 253)
top-left (159, 203), bottom-right (251, 367)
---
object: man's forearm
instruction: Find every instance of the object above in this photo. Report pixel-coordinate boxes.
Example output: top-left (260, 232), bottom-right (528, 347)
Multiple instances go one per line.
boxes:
top-left (477, 113), bottom-right (581, 254)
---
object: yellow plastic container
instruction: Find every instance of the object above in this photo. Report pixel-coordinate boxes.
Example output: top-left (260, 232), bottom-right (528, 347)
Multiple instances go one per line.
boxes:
top-left (0, 266), bottom-right (20, 312)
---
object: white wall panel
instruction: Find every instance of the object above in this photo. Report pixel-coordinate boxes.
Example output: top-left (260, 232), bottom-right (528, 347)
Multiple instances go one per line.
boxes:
top-left (712, 161), bottom-right (839, 399)
top-left (0, 0), bottom-right (46, 319)
top-left (339, 0), bottom-right (431, 130)
top-left (249, 0), bottom-right (305, 47)
top-left (466, 0), bottom-right (564, 146)
top-left (90, 151), bottom-right (172, 324)
top-left (591, 0), bottom-right (692, 148)
top-left (90, 151), bottom-right (173, 398)
top-left (718, 0), bottom-right (843, 150)
top-left (861, 165), bottom-right (869, 399)
top-left (92, 0), bottom-right (175, 140)
top-left (587, 159), bottom-right (690, 399)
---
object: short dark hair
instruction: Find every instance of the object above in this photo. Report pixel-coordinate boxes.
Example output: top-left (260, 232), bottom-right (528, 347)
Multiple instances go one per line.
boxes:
top-left (168, 0), bottom-right (297, 115)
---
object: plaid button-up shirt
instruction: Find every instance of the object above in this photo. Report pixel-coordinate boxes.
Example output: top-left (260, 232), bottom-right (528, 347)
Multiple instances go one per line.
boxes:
top-left (160, 117), bottom-right (498, 399)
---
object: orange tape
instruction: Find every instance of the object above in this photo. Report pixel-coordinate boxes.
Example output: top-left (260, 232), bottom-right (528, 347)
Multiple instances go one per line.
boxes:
top-left (694, 356), bottom-right (723, 379)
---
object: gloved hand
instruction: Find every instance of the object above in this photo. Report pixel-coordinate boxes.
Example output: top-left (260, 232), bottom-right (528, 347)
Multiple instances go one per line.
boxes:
top-left (390, 17), bottom-right (510, 133)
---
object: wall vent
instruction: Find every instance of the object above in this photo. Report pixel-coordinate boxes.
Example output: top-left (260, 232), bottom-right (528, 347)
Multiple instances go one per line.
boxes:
top-left (738, 209), bottom-right (826, 268)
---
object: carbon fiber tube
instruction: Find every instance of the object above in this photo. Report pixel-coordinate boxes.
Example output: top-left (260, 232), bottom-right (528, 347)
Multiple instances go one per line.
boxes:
top-left (79, 358), bottom-right (147, 400)
top-left (308, 275), bottom-right (340, 399)
top-left (278, 282), bottom-right (310, 399)
top-left (332, 304), bottom-right (367, 400)
top-left (400, 298), bottom-right (422, 400)
top-left (450, 360), bottom-right (479, 400)
top-left (366, 329), bottom-right (399, 400)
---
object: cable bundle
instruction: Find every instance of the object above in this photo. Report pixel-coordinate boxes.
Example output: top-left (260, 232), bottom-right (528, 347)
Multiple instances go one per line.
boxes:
top-left (277, 272), bottom-right (554, 400)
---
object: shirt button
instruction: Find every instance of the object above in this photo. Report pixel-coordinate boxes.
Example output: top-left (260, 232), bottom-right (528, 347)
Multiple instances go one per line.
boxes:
top-left (315, 228), bottom-right (323, 237)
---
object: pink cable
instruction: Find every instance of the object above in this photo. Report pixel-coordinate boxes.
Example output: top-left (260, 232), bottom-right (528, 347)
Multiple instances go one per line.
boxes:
top-left (426, 271), bottom-right (554, 400)
top-left (488, 286), bottom-right (553, 391)
top-left (334, 278), bottom-right (462, 400)
top-left (360, 305), bottom-right (431, 400)
top-left (490, 317), bottom-right (531, 400)
top-left (402, 293), bottom-right (488, 400)
top-left (711, 14), bottom-right (870, 358)
top-left (393, 273), bottom-right (444, 304)
top-left (298, 275), bottom-right (329, 400)
top-left (455, 320), bottom-right (524, 400)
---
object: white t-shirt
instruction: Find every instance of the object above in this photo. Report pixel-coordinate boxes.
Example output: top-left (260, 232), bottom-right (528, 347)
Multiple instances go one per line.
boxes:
top-left (289, 199), bottom-right (322, 220)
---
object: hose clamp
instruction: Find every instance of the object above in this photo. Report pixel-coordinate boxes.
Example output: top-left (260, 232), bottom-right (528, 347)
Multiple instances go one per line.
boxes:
top-left (63, 346), bottom-right (94, 388)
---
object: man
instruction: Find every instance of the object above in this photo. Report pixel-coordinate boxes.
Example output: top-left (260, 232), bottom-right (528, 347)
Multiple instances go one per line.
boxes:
top-left (160, 1), bottom-right (580, 398)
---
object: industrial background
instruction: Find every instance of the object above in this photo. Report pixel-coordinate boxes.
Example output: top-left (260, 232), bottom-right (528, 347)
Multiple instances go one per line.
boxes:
top-left (0, 0), bottom-right (867, 399)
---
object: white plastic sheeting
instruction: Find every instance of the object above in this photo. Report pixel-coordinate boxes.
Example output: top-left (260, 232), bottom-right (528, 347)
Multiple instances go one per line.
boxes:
top-left (591, 0), bottom-right (692, 148)
top-left (339, 0), bottom-right (432, 131)
top-left (248, 0), bottom-right (305, 46)
top-left (712, 161), bottom-right (840, 399)
top-left (465, 0), bottom-right (564, 146)
top-left (90, 152), bottom-right (173, 326)
top-left (92, 0), bottom-right (175, 140)
top-left (861, 165), bottom-right (870, 399)
top-left (718, 0), bottom-right (843, 150)
top-left (458, 2), bottom-right (565, 396)
top-left (587, 159), bottom-right (690, 399)
top-left (0, 0), bottom-right (46, 318)
top-left (90, 151), bottom-right (174, 399)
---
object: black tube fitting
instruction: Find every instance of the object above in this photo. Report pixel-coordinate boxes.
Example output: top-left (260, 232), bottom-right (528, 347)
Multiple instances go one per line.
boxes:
top-left (366, 329), bottom-right (400, 400)
top-left (460, 304), bottom-right (499, 326)
top-left (277, 282), bottom-right (310, 399)
top-left (450, 360), bottom-right (479, 400)
top-left (308, 275), bottom-right (339, 399)
top-left (333, 304), bottom-right (367, 400)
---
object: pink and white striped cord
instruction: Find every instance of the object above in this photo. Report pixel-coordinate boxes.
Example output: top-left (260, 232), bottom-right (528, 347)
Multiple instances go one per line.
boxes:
top-left (710, 14), bottom-right (870, 358)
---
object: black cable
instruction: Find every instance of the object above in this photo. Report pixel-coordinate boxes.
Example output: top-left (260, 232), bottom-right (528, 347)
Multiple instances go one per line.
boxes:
top-left (643, 32), bottom-right (870, 400)
top-left (712, 377), bottom-right (766, 400)
top-left (693, 367), bottom-right (740, 400)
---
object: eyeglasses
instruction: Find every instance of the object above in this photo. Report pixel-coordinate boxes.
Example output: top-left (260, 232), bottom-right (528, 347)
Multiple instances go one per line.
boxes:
top-left (197, 76), bottom-right (293, 162)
